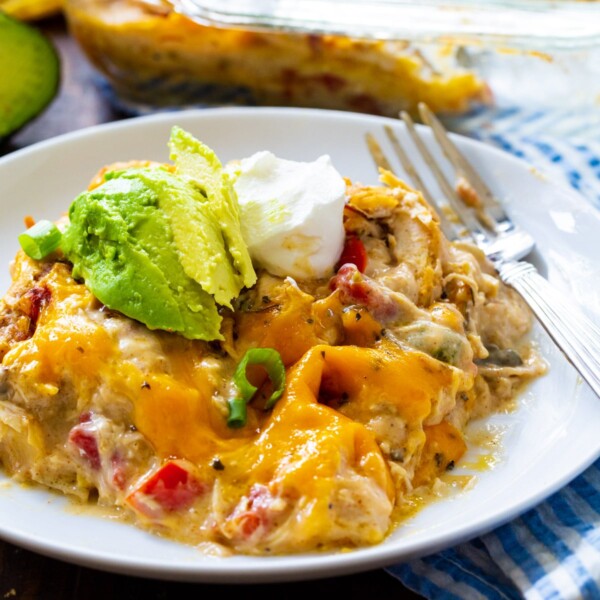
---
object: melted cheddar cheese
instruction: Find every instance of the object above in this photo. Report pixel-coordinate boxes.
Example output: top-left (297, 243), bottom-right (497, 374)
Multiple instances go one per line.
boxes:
top-left (0, 170), bottom-right (545, 555)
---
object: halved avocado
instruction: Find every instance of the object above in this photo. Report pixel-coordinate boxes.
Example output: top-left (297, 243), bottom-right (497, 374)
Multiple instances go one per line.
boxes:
top-left (0, 13), bottom-right (60, 140)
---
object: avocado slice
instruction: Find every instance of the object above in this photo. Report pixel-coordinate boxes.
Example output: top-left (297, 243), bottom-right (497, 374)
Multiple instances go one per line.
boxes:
top-left (0, 13), bottom-right (60, 140)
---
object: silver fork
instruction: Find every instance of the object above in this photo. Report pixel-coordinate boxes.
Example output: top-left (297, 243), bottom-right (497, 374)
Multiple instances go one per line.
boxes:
top-left (366, 102), bottom-right (600, 400)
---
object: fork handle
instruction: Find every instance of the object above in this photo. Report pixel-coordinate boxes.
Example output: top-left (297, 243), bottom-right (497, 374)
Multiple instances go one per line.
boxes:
top-left (498, 260), bottom-right (600, 400)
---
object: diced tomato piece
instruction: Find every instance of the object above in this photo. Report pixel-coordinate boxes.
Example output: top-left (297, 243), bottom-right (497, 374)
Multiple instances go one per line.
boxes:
top-left (78, 411), bottom-right (93, 424)
top-left (329, 263), bottom-right (400, 323)
top-left (24, 285), bottom-right (51, 335)
top-left (68, 425), bottom-right (101, 470)
top-left (126, 460), bottom-right (206, 520)
top-left (239, 513), bottom-right (262, 538)
top-left (227, 484), bottom-right (277, 541)
top-left (111, 451), bottom-right (127, 490)
top-left (337, 236), bottom-right (367, 273)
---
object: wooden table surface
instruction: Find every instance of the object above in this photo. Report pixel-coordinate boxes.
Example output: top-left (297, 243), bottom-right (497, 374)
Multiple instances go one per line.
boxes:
top-left (0, 15), bottom-right (423, 600)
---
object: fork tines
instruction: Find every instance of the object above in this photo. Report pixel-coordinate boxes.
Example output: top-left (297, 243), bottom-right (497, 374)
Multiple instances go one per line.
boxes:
top-left (367, 102), bottom-right (514, 248)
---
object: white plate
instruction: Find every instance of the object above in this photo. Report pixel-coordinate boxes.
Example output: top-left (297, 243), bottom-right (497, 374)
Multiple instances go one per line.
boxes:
top-left (1, 107), bottom-right (599, 584)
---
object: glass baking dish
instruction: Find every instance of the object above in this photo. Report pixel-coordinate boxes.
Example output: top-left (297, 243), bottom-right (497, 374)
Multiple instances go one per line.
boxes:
top-left (62, 0), bottom-right (600, 117)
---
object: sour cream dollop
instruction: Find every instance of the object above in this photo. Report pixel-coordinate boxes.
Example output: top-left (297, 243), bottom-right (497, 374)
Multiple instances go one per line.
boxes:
top-left (228, 151), bottom-right (346, 280)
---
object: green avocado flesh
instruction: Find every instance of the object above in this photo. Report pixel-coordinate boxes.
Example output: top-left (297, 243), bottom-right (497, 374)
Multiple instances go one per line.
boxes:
top-left (0, 14), bottom-right (60, 139)
top-left (61, 128), bottom-right (257, 341)
top-left (168, 126), bottom-right (256, 300)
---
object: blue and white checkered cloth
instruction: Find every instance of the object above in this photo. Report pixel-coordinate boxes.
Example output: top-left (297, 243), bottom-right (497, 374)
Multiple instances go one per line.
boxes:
top-left (386, 106), bottom-right (600, 600)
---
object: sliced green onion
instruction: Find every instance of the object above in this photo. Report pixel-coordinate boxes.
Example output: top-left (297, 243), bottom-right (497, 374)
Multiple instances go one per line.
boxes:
top-left (227, 348), bottom-right (286, 428)
top-left (227, 397), bottom-right (248, 429)
top-left (18, 220), bottom-right (61, 260)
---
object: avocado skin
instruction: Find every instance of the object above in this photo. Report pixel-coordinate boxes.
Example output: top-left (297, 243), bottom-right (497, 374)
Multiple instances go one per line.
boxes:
top-left (61, 170), bottom-right (223, 341)
top-left (0, 14), bottom-right (60, 140)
